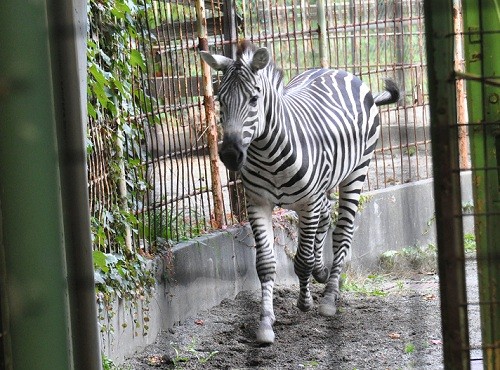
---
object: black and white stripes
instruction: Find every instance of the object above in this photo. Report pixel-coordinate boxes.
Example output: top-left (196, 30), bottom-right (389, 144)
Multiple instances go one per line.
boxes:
top-left (200, 40), bottom-right (399, 344)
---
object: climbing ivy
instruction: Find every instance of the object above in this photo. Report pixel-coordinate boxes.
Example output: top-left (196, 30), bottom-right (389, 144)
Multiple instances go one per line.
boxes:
top-left (87, 0), bottom-right (157, 324)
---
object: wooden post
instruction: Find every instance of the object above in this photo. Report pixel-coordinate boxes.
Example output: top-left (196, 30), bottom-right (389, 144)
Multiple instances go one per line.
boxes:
top-left (196, 0), bottom-right (224, 228)
top-left (453, 0), bottom-right (470, 169)
top-left (223, 0), bottom-right (246, 221)
top-left (317, 0), bottom-right (329, 68)
top-left (116, 130), bottom-right (133, 253)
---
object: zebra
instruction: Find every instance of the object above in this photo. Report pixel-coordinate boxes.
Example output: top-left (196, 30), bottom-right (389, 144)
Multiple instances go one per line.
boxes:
top-left (200, 40), bottom-right (400, 344)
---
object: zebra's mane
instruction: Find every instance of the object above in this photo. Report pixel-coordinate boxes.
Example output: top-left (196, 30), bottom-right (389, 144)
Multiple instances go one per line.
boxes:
top-left (235, 40), bottom-right (285, 95)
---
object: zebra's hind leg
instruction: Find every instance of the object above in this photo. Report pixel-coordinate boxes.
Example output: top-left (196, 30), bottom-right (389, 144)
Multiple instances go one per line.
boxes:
top-left (312, 197), bottom-right (332, 284)
top-left (294, 204), bottom-right (322, 312)
top-left (318, 171), bottom-right (367, 317)
top-left (247, 200), bottom-right (277, 344)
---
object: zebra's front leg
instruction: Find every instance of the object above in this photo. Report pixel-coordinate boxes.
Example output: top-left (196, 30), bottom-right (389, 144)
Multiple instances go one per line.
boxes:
top-left (294, 209), bottom-right (321, 312)
top-left (247, 201), bottom-right (277, 344)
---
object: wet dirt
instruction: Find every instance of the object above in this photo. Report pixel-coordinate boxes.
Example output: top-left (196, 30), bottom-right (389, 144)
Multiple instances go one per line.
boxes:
top-left (123, 273), bottom-right (444, 370)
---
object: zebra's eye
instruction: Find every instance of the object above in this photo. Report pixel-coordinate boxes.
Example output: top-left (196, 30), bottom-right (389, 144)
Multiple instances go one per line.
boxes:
top-left (249, 95), bottom-right (258, 107)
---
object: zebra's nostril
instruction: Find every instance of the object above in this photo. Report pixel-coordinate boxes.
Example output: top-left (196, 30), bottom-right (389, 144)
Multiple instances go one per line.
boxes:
top-left (219, 145), bottom-right (245, 171)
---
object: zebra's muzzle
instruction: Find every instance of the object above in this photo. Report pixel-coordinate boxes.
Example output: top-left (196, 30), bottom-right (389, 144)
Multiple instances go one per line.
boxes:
top-left (219, 136), bottom-right (245, 171)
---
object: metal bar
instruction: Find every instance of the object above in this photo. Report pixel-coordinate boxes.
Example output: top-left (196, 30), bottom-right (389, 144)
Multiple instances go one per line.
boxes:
top-left (424, 0), bottom-right (471, 369)
top-left (196, 0), bottom-right (225, 229)
top-left (462, 0), bottom-right (500, 367)
top-left (48, 0), bottom-right (103, 367)
top-left (454, 71), bottom-right (500, 87)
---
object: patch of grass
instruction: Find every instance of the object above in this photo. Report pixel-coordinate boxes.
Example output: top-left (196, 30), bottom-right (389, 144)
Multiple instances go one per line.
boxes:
top-left (102, 355), bottom-right (132, 370)
top-left (404, 342), bottom-right (416, 354)
top-left (170, 340), bottom-right (219, 367)
top-left (143, 207), bottom-right (206, 243)
top-left (404, 146), bottom-right (417, 156)
top-left (301, 360), bottom-right (320, 368)
top-left (379, 244), bottom-right (437, 275)
top-left (464, 233), bottom-right (476, 253)
top-left (340, 272), bottom-right (388, 296)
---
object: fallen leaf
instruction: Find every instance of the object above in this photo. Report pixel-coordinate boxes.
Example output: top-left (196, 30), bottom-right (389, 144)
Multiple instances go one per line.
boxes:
top-left (424, 294), bottom-right (436, 301)
top-left (389, 332), bottom-right (401, 339)
top-left (431, 339), bottom-right (442, 345)
top-left (195, 319), bottom-right (204, 326)
top-left (147, 355), bottom-right (167, 365)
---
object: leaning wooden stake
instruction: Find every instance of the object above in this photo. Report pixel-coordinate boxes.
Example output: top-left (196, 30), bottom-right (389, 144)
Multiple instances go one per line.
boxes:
top-left (453, 0), bottom-right (470, 169)
top-left (317, 0), bottom-right (329, 68)
top-left (196, 0), bottom-right (224, 229)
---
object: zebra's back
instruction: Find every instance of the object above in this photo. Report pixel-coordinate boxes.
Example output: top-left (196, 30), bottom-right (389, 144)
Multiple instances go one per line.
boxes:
top-left (242, 68), bottom-right (380, 207)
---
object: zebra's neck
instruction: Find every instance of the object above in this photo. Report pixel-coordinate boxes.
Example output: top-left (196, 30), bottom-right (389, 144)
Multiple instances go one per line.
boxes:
top-left (248, 66), bottom-right (299, 172)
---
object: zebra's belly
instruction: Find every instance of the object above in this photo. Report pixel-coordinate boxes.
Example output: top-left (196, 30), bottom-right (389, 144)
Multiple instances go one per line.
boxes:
top-left (241, 163), bottom-right (340, 209)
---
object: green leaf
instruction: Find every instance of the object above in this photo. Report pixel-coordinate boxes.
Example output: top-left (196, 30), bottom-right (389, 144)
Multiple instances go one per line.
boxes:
top-left (94, 271), bottom-right (105, 284)
top-left (87, 102), bottom-right (97, 119)
top-left (89, 64), bottom-right (107, 86)
top-left (130, 49), bottom-right (146, 70)
top-left (93, 250), bottom-right (109, 273)
top-left (105, 253), bottom-right (119, 266)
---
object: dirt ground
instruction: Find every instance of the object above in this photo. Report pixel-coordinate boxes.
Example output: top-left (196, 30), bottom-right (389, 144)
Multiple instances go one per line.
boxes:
top-left (124, 270), bottom-right (445, 370)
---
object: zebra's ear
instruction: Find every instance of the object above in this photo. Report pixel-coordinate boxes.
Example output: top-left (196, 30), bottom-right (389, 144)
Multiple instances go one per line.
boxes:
top-left (251, 48), bottom-right (270, 72)
top-left (200, 51), bottom-right (233, 71)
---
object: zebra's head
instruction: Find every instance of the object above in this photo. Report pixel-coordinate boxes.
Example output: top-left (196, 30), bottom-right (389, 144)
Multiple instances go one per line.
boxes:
top-left (200, 43), bottom-right (271, 171)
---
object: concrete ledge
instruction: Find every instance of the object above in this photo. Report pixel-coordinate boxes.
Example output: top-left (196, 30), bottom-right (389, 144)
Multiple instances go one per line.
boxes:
top-left (103, 174), bottom-right (473, 363)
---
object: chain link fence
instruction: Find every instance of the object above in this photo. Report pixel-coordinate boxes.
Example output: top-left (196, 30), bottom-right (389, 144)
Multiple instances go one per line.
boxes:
top-left (87, 0), bottom-right (431, 253)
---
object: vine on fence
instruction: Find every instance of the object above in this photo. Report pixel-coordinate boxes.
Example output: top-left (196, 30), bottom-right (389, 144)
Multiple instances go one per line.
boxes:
top-left (87, 0), bottom-right (157, 335)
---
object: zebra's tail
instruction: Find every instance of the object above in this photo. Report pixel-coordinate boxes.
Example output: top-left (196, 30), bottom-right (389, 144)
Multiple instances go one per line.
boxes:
top-left (373, 79), bottom-right (401, 106)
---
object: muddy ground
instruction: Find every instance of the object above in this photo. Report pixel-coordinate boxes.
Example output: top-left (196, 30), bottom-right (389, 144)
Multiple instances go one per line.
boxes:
top-left (124, 268), bottom-right (447, 370)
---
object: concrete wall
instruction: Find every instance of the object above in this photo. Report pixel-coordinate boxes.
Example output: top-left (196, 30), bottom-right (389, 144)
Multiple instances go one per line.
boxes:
top-left (103, 174), bottom-right (473, 363)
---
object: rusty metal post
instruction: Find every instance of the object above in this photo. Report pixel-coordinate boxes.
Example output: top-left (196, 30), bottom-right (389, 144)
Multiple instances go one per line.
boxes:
top-left (196, 0), bottom-right (225, 228)
top-left (453, 0), bottom-right (470, 169)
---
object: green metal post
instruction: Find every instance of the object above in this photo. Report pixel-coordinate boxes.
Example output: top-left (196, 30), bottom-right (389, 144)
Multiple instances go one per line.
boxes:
top-left (462, 0), bottom-right (500, 367)
top-left (424, 1), bottom-right (471, 369)
top-left (48, 0), bottom-right (103, 368)
top-left (0, 0), bottom-right (73, 369)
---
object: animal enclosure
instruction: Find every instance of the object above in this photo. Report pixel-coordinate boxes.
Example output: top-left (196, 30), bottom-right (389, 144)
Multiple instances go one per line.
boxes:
top-left (87, 0), bottom-right (431, 253)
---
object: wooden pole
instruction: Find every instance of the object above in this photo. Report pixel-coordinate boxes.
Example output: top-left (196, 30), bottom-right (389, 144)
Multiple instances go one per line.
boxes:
top-left (196, 0), bottom-right (224, 228)
top-left (453, 0), bottom-right (470, 169)
top-left (317, 0), bottom-right (329, 68)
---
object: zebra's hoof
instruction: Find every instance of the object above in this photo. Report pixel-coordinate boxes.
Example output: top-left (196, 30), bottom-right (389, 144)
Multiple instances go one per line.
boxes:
top-left (296, 296), bottom-right (313, 312)
top-left (318, 302), bottom-right (337, 317)
top-left (313, 267), bottom-right (330, 284)
top-left (256, 322), bottom-right (275, 344)
top-left (318, 297), bottom-right (337, 317)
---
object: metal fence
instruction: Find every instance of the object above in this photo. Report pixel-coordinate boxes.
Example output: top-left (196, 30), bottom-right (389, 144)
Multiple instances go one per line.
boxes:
top-left (87, 0), bottom-right (431, 252)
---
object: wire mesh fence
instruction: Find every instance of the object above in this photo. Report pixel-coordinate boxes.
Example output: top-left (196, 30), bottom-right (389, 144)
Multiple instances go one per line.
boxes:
top-left (425, 0), bottom-right (500, 367)
top-left (87, 0), bottom-right (431, 252)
